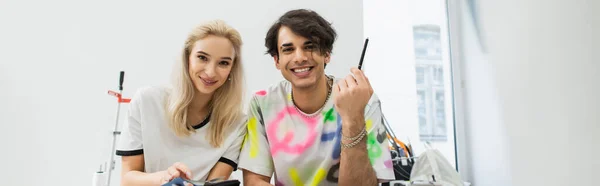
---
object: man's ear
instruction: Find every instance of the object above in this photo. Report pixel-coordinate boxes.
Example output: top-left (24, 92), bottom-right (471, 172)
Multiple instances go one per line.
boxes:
top-left (274, 55), bottom-right (281, 70)
top-left (324, 52), bottom-right (331, 64)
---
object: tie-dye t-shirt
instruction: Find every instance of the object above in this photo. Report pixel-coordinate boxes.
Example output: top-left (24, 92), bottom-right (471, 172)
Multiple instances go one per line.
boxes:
top-left (238, 79), bottom-right (395, 186)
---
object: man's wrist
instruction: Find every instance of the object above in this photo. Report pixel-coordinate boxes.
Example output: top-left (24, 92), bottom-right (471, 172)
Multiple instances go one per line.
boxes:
top-left (341, 114), bottom-right (366, 138)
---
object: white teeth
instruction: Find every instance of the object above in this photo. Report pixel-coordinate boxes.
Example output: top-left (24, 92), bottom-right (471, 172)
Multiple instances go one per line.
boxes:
top-left (293, 68), bottom-right (310, 73)
top-left (200, 77), bottom-right (216, 84)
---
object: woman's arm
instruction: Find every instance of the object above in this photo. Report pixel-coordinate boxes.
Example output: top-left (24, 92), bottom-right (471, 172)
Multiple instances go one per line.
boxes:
top-left (243, 169), bottom-right (274, 186)
top-left (206, 162), bottom-right (235, 180)
top-left (120, 155), bottom-right (160, 186)
top-left (121, 155), bottom-right (192, 186)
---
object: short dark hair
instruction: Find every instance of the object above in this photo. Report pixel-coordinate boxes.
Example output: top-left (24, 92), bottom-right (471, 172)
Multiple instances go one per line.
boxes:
top-left (265, 9), bottom-right (337, 58)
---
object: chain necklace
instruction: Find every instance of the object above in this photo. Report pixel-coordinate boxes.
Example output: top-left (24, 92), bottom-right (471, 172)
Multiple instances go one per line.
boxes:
top-left (291, 75), bottom-right (334, 118)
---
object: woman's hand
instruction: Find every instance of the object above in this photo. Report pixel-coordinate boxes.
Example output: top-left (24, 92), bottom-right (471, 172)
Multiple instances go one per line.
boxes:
top-left (155, 162), bottom-right (194, 186)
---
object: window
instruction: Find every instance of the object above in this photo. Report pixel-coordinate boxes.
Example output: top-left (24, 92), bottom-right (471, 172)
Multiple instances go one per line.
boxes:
top-left (413, 25), bottom-right (447, 142)
top-left (416, 67), bottom-right (426, 84)
top-left (363, 0), bottom-right (457, 168)
top-left (410, 0), bottom-right (456, 167)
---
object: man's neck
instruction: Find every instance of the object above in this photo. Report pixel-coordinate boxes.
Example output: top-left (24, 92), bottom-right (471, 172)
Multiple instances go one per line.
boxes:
top-left (292, 75), bottom-right (330, 114)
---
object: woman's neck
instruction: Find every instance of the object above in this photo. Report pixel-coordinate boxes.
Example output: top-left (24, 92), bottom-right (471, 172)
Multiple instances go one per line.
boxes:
top-left (188, 91), bottom-right (212, 124)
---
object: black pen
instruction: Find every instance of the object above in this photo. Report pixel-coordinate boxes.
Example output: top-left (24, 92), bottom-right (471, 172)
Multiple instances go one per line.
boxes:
top-left (358, 38), bottom-right (369, 70)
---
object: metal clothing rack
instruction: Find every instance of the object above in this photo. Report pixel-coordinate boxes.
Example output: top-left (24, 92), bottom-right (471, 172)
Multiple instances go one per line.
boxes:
top-left (378, 100), bottom-right (417, 183)
top-left (103, 71), bottom-right (131, 186)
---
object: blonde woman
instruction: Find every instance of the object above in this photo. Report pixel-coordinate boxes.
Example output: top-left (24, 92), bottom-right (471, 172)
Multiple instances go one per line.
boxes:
top-left (115, 20), bottom-right (247, 186)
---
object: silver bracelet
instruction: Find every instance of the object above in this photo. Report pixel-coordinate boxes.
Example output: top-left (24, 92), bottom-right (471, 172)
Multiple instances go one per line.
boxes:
top-left (341, 125), bottom-right (367, 141)
top-left (341, 128), bottom-right (367, 149)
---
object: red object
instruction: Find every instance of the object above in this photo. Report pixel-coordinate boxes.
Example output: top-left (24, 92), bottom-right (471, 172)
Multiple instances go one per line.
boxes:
top-left (108, 90), bottom-right (131, 103)
top-left (256, 90), bottom-right (267, 96)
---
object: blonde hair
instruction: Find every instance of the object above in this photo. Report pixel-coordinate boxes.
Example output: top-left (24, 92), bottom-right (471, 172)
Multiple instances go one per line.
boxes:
top-left (167, 20), bottom-right (244, 147)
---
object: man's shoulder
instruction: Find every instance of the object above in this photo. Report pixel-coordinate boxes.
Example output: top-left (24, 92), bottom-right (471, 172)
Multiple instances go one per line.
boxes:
top-left (250, 80), bottom-right (290, 103)
top-left (368, 92), bottom-right (381, 106)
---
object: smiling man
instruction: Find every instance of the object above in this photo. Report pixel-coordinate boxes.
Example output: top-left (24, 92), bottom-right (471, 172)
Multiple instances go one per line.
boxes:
top-left (238, 9), bottom-right (395, 186)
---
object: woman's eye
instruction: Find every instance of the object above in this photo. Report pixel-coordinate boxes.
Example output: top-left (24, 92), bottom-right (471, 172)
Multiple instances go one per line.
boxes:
top-left (198, 55), bottom-right (208, 61)
top-left (219, 61), bottom-right (230, 66)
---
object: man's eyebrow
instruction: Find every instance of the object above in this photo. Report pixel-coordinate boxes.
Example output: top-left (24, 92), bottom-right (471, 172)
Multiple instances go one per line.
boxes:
top-left (281, 42), bottom-right (293, 48)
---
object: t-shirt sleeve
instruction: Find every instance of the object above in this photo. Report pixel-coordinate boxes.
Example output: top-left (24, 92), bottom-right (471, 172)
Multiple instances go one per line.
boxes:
top-left (219, 117), bottom-right (248, 171)
top-left (238, 96), bottom-right (274, 177)
top-left (365, 94), bottom-right (396, 181)
top-left (115, 89), bottom-right (144, 156)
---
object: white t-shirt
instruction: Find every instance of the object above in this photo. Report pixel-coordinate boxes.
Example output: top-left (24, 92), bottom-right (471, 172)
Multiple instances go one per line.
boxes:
top-left (238, 78), bottom-right (395, 186)
top-left (115, 86), bottom-right (247, 181)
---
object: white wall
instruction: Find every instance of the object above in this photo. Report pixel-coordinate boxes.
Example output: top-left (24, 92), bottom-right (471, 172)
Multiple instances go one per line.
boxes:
top-left (0, 0), bottom-right (363, 185)
top-left (480, 0), bottom-right (600, 185)
top-left (454, 0), bottom-right (600, 185)
top-left (449, 0), bottom-right (513, 185)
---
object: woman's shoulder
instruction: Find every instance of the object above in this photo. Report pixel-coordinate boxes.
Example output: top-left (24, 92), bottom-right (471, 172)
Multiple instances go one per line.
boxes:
top-left (228, 113), bottom-right (248, 135)
top-left (236, 113), bottom-right (248, 125)
top-left (131, 85), bottom-right (171, 106)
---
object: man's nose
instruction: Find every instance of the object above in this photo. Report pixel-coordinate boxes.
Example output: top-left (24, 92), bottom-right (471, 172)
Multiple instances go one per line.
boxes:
top-left (293, 48), bottom-right (309, 63)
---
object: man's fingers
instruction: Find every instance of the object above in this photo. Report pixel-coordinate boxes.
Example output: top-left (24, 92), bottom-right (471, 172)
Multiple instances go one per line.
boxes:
top-left (351, 67), bottom-right (373, 96)
top-left (363, 74), bottom-right (373, 95)
top-left (351, 67), bottom-right (369, 86)
top-left (338, 78), bottom-right (348, 92)
top-left (345, 75), bottom-right (357, 88)
top-left (333, 83), bottom-right (340, 95)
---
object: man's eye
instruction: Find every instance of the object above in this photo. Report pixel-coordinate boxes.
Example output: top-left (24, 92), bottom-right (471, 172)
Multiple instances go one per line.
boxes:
top-left (282, 48), bottom-right (292, 52)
